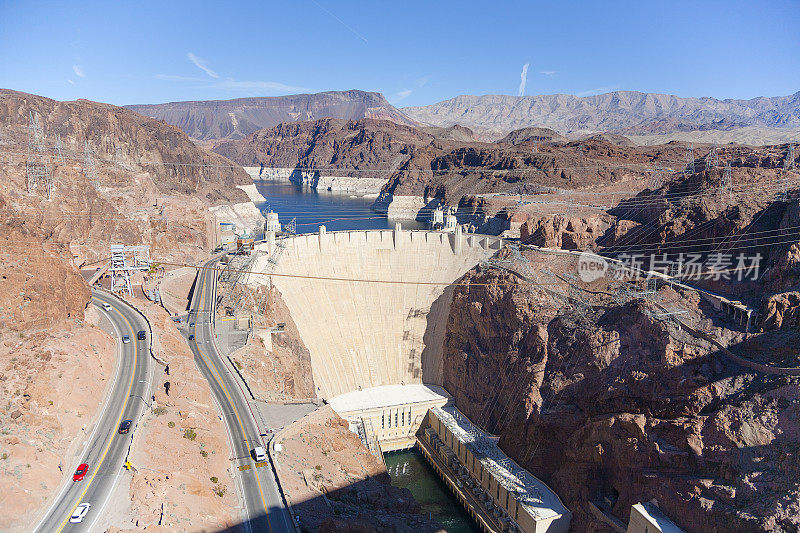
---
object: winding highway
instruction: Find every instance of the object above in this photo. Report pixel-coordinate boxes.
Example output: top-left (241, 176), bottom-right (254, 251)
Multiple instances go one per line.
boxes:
top-left (32, 290), bottom-right (153, 532)
top-left (187, 260), bottom-right (294, 532)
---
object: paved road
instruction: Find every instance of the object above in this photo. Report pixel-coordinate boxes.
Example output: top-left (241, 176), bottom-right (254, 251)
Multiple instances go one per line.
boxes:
top-left (187, 260), bottom-right (294, 532)
top-left (32, 290), bottom-right (153, 532)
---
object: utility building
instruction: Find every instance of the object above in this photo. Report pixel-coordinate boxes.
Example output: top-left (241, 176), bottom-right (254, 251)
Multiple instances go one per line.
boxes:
top-left (419, 404), bottom-right (572, 533)
top-left (265, 210), bottom-right (281, 233)
top-left (430, 205), bottom-right (445, 229)
top-left (236, 232), bottom-right (255, 254)
top-left (627, 503), bottom-right (685, 533)
top-left (444, 207), bottom-right (458, 232)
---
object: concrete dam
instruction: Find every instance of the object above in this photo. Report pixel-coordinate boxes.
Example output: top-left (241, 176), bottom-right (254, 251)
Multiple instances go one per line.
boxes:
top-left (245, 226), bottom-right (577, 532)
top-left (247, 225), bottom-right (503, 399)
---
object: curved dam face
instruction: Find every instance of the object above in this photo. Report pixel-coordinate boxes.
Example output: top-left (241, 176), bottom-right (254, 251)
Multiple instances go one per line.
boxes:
top-left (249, 227), bottom-right (502, 399)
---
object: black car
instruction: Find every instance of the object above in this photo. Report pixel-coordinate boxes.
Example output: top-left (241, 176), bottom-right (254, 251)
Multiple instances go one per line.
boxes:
top-left (118, 420), bottom-right (132, 434)
top-left (188, 334), bottom-right (194, 341)
top-left (137, 330), bottom-right (146, 340)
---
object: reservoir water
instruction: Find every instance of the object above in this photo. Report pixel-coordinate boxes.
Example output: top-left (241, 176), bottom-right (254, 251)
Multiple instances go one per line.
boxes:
top-left (253, 179), bottom-right (425, 233)
top-left (252, 179), bottom-right (478, 531)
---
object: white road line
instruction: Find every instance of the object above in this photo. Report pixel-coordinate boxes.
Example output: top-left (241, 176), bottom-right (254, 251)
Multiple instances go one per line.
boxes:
top-left (87, 301), bottom-right (153, 531)
top-left (30, 299), bottom-right (125, 533)
top-left (84, 464), bottom-right (123, 533)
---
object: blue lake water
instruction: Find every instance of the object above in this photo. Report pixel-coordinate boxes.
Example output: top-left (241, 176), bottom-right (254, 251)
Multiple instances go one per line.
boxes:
top-left (253, 179), bottom-right (425, 233)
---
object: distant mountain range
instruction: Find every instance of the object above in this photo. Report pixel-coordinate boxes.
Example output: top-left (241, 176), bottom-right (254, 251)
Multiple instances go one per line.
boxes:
top-left (402, 91), bottom-right (800, 141)
top-left (127, 89), bottom-right (800, 146)
top-left (126, 90), bottom-right (417, 141)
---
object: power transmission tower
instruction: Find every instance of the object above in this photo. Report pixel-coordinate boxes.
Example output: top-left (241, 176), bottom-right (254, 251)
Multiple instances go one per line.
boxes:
top-left (285, 217), bottom-right (297, 235)
top-left (84, 141), bottom-right (99, 188)
top-left (705, 143), bottom-right (719, 171)
top-left (54, 134), bottom-right (65, 163)
top-left (26, 111), bottom-right (54, 200)
top-left (114, 145), bottom-right (131, 171)
top-left (778, 144), bottom-right (796, 201)
top-left (649, 166), bottom-right (665, 189)
top-left (719, 162), bottom-right (733, 198)
top-left (684, 143), bottom-right (695, 176)
top-left (785, 144), bottom-right (797, 171)
top-left (109, 244), bottom-right (151, 296)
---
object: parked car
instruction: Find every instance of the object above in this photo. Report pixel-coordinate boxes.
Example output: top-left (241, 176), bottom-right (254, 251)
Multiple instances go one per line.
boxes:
top-left (101, 303), bottom-right (112, 312)
top-left (251, 447), bottom-right (267, 462)
top-left (73, 463), bottom-right (89, 482)
top-left (122, 334), bottom-right (131, 344)
top-left (118, 420), bottom-right (132, 434)
top-left (188, 334), bottom-right (194, 341)
top-left (136, 330), bottom-right (146, 340)
top-left (69, 503), bottom-right (91, 523)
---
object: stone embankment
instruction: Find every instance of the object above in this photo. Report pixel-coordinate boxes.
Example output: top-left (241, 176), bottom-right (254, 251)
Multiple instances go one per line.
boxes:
top-left (244, 166), bottom-right (387, 196)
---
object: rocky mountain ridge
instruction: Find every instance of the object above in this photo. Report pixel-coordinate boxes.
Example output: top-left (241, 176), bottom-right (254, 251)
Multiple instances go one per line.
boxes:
top-left (212, 117), bottom-right (715, 220)
top-left (127, 89), bottom-right (417, 141)
top-left (403, 90), bottom-right (800, 141)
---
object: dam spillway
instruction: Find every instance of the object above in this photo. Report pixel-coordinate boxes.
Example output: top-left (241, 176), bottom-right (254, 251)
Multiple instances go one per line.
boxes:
top-left (246, 226), bottom-right (503, 399)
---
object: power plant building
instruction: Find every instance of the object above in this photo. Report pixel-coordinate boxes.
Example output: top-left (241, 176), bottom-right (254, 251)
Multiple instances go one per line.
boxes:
top-left (419, 404), bottom-right (572, 533)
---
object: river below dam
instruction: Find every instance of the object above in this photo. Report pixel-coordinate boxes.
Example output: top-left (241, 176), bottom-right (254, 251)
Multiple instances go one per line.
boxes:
top-left (253, 179), bottom-right (426, 233)
top-left (252, 179), bottom-right (478, 531)
top-left (384, 448), bottom-right (479, 532)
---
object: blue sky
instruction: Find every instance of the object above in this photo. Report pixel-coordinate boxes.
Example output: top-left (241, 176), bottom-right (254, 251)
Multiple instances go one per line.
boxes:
top-left (1, 0), bottom-right (798, 107)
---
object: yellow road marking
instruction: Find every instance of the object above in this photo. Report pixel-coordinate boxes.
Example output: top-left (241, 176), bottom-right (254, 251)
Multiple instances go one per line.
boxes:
top-left (239, 464), bottom-right (252, 471)
top-left (195, 267), bottom-right (273, 533)
top-left (56, 295), bottom-right (139, 532)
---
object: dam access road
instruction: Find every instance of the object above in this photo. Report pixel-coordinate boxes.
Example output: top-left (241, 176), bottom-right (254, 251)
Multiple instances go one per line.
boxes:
top-left (32, 290), bottom-right (153, 533)
top-left (187, 260), bottom-right (293, 532)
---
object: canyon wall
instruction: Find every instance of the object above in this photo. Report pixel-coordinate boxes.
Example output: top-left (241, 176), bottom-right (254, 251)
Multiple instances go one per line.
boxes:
top-left (440, 249), bottom-right (800, 532)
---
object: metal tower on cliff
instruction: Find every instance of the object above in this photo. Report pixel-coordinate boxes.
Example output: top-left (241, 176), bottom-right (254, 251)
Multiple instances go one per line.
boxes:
top-left (26, 111), bottom-right (54, 200)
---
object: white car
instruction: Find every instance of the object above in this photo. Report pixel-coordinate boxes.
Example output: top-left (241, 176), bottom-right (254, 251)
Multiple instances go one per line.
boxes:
top-left (122, 335), bottom-right (131, 344)
top-left (69, 502), bottom-right (91, 523)
top-left (101, 303), bottom-right (112, 312)
top-left (251, 446), bottom-right (267, 462)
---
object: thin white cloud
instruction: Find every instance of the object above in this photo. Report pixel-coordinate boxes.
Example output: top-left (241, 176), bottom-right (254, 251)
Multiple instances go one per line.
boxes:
top-left (216, 78), bottom-right (309, 93)
top-left (394, 89), bottom-right (412, 101)
top-left (154, 74), bottom-right (205, 82)
top-left (187, 52), bottom-right (218, 78)
top-left (67, 79), bottom-right (75, 85)
top-left (576, 85), bottom-right (622, 97)
top-left (540, 70), bottom-right (557, 76)
top-left (414, 75), bottom-right (431, 88)
top-left (518, 63), bottom-right (529, 97)
top-left (72, 65), bottom-right (85, 78)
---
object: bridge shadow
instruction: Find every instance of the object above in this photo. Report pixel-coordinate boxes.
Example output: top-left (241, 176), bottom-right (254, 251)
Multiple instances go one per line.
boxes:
top-left (210, 474), bottom-right (450, 533)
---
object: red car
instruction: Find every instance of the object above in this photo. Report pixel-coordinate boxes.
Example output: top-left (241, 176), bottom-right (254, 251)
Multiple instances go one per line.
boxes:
top-left (73, 463), bottom-right (89, 482)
